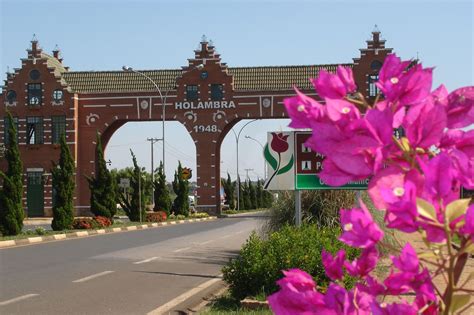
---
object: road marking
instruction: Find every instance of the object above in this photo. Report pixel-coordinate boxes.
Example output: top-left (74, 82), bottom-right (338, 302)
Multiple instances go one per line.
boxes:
top-left (173, 247), bottom-right (191, 253)
top-left (197, 240), bottom-right (214, 245)
top-left (221, 234), bottom-right (232, 239)
top-left (147, 276), bottom-right (222, 315)
top-left (72, 271), bottom-right (114, 283)
top-left (133, 257), bottom-right (159, 265)
top-left (0, 294), bottom-right (39, 306)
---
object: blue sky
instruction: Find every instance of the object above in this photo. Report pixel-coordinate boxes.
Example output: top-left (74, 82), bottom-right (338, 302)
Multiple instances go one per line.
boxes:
top-left (1, 0), bottom-right (473, 180)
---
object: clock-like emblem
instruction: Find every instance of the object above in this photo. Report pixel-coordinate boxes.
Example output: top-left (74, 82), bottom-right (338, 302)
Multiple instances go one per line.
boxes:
top-left (200, 71), bottom-right (208, 79)
top-left (262, 98), bottom-right (271, 108)
top-left (140, 100), bottom-right (149, 109)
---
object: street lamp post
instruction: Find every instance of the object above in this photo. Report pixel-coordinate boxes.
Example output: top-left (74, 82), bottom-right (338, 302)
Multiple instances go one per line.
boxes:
top-left (244, 135), bottom-right (266, 180)
top-left (230, 119), bottom-right (259, 211)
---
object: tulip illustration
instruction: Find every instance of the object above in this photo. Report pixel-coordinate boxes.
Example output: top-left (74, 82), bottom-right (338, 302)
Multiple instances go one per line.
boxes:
top-left (264, 133), bottom-right (294, 189)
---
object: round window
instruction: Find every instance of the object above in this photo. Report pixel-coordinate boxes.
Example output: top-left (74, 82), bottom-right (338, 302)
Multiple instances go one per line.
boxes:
top-left (6, 90), bottom-right (17, 103)
top-left (370, 60), bottom-right (383, 71)
top-left (200, 71), bottom-right (208, 79)
top-left (53, 89), bottom-right (63, 101)
top-left (29, 69), bottom-right (41, 80)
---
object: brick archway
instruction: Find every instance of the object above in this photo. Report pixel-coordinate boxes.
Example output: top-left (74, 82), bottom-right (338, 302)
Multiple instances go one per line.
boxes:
top-left (1, 30), bottom-right (392, 216)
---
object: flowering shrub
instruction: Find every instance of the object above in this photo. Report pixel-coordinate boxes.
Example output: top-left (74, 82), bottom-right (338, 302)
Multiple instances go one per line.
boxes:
top-left (189, 212), bottom-right (209, 218)
top-left (93, 216), bottom-right (112, 227)
top-left (269, 54), bottom-right (474, 314)
top-left (72, 218), bottom-right (94, 230)
top-left (146, 211), bottom-right (167, 222)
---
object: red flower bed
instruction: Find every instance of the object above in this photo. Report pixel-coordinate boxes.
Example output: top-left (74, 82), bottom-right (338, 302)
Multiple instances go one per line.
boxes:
top-left (94, 216), bottom-right (112, 227)
top-left (146, 211), bottom-right (167, 223)
top-left (72, 218), bottom-right (94, 230)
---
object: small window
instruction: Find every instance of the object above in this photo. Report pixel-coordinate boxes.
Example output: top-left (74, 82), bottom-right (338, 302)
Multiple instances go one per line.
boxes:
top-left (6, 90), bottom-right (17, 104)
top-left (27, 116), bottom-right (43, 144)
top-left (186, 85), bottom-right (198, 101)
top-left (52, 89), bottom-right (63, 102)
top-left (211, 84), bottom-right (223, 101)
top-left (370, 60), bottom-right (383, 71)
top-left (393, 127), bottom-right (406, 139)
top-left (28, 83), bottom-right (42, 106)
top-left (4, 116), bottom-right (19, 145)
top-left (52, 115), bottom-right (66, 144)
top-left (368, 75), bottom-right (379, 97)
top-left (302, 144), bottom-right (311, 153)
top-left (29, 69), bottom-right (41, 80)
top-left (302, 161), bottom-right (312, 171)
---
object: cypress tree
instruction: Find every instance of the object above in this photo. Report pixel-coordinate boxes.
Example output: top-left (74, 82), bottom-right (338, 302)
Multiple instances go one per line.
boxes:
top-left (249, 180), bottom-right (257, 209)
top-left (243, 180), bottom-right (251, 210)
top-left (51, 134), bottom-right (75, 231)
top-left (118, 150), bottom-right (145, 221)
top-left (172, 161), bottom-right (189, 216)
top-left (153, 161), bottom-right (171, 214)
top-left (87, 133), bottom-right (116, 219)
top-left (221, 173), bottom-right (235, 210)
top-left (238, 176), bottom-right (244, 211)
top-left (0, 112), bottom-right (24, 235)
top-left (256, 179), bottom-right (263, 209)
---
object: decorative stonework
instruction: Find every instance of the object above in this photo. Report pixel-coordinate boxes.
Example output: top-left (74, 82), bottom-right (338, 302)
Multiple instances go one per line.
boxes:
top-left (86, 113), bottom-right (99, 125)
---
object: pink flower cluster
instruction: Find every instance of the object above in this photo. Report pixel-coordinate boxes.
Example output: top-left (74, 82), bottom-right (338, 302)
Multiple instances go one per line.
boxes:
top-left (269, 54), bottom-right (474, 314)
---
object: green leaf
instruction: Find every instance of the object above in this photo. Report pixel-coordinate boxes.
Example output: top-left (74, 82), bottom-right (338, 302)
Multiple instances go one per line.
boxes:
top-left (264, 144), bottom-right (278, 171)
top-left (416, 198), bottom-right (437, 221)
top-left (277, 154), bottom-right (294, 175)
top-left (450, 294), bottom-right (471, 313)
top-left (446, 198), bottom-right (471, 223)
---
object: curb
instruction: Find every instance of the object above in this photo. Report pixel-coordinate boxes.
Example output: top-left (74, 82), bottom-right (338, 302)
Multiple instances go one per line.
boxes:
top-left (0, 216), bottom-right (217, 249)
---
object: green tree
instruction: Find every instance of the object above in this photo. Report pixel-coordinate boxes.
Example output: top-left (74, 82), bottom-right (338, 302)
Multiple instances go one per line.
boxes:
top-left (242, 180), bottom-right (251, 210)
top-left (237, 176), bottom-right (244, 210)
top-left (87, 134), bottom-right (116, 219)
top-left (51, 134), bottom-right (75, 231)
top-left (221, 173), bottom-right (235, 210)
top-left (118, 150), bottom-right (145, 221)
top-left (172, 161), bottom-right (189, 216)
top-left (249, 180), bottom-right (257, 209)
top-left (0, 112), bottom-right (24, 235)
top-left (153, 161), bottom-right (171, 214)
top-left (256, 179), bottom-right (263, 209)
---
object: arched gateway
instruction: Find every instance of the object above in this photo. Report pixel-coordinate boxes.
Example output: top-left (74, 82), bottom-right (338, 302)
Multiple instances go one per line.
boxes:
top-left (0, 31), bottom-right (392, 216)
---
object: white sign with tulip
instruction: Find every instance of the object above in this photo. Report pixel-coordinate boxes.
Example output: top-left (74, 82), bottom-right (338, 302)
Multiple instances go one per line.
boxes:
top-left (264, 132), bottom-right (295, 190)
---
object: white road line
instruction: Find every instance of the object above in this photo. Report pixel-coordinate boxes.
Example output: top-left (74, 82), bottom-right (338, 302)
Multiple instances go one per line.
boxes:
top-left (147, 277), bottom-right (222, 315)
top-left (197, 240), bottom-right (214, 245)
top-left (72, 271), bottom-right (114, 283)
top-left (173, 247), bottom-right (191, 253)
top-left (0, 294), bottom-right (39, 306)
top-left (133, 257), bottom-right (159, 265)
top-left (221, 234), bottom-right (232, 239)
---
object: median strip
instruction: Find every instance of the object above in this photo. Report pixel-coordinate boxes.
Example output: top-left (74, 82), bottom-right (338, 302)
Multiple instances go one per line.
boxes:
top-left (0, 216), bottom-right (217, 249)
top-left (72, 271), bottom-right (114, 283)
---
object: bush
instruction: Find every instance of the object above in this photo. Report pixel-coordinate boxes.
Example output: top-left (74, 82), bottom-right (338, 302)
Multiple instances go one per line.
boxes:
top-left (146, 211), bottom-right (167, 222)
top-left (72, 218), bottom-right (95, 230)
top-left (94, 216), bottom-right (112, 228)
top-left (222, 225), bottom-right (359, 300)
top-left (189, 212), bottom-right (209, 218)
top-left (176, 214), bottom-right (186, 220)
top-left (35, 227), bottom-right (46, 235)
top-left (168, 213), bottom-right (176, 220)
top-left (264, 190), bottom-right (356, 233)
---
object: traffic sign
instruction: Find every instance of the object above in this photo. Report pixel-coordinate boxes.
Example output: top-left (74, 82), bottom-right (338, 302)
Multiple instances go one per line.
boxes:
top-left (119, 178), bottom-right (130, 188)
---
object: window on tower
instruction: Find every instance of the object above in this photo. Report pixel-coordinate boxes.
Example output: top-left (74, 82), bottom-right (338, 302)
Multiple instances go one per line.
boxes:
top-left (28, 83), bottom-right (42, 106)
top-left (27, 116), bottom-right (44, 144)
top-left (52, 115), bottom-right (66, 144)
top-left (211, 84), bottom-right (223, 100)
top-left (186, 85), bottom-right (198, 101)
top-left (368, 75), bottom-right (380, 97)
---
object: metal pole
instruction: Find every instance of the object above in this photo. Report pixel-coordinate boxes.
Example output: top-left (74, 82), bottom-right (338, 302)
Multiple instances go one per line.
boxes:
top-left (295, 190), bottom-right (301, 227)
top-left (244, 135), bottom-right (265, 180)
top-left (147, 138), bottom-right (160, 206)
top-left (139, 173), bottom-right (142, 223)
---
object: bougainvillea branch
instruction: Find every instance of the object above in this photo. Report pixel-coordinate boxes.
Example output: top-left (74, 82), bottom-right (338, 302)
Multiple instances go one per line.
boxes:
top-left (268, 56), bottom-right (474, 314)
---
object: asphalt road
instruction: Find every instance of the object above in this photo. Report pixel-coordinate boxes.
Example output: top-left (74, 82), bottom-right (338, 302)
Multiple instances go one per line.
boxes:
top-left (0, 213), bottom-right (266, 315)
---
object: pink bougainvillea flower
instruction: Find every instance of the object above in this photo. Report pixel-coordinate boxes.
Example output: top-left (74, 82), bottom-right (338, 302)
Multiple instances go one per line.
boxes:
top-left (324, 284), bottom-right (373, 315)
top-left (461, 205), bottom-right (474, 241)
top-left (339, 201), bottom-right (384, 248)
top-left (412, 268), bottom-right (436, 301)
top-left (344, 246), bottom-right (379, 277)
top-left (268, 269), bottom-right (330, 315)
top-left (391, 243), bottom-right (419, 273)
top-left (403, 99), bottom-right (447, 149)
top-left (284, 87), bottom-right (325, 129)
top-left (325, 98), bottom-right (360, 126)
top-left (357, 275), bottom-right (386, 296)
top-left (446, 86), bottom-right (474, 129)
top-left (431, 84), bottom-right (449, 107)
top-left (321, 249), bottom-right (345, 280)
top-left (420, 152), bottom-right (459, 206)
top-left (311, 66), bottom-right (356, 99)
top-left (384, 271), bottom-right (415, 295)
top-left (270, 132), bottom-right (290, 153)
